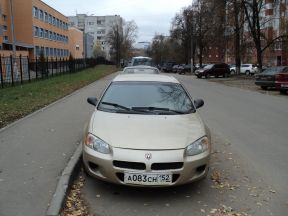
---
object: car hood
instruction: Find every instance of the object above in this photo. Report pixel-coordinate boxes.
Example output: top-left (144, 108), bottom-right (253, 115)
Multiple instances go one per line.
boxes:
top-left (89, 111), bottom-right (206, 150)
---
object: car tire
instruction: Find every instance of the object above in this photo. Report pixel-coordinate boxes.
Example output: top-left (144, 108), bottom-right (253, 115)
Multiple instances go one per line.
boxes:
top-left (205, 74), bottom-right (209, 79)
top-left (280, 89), bottom-right (287, 94)
top-left (197, 75), bottom-right (202, 78)
top-left (261, 86), bottom-right (268, 90)
top-left (231, 69), bottom-right (235, 74)
top-left (245, 70), bottom-right (250, 75)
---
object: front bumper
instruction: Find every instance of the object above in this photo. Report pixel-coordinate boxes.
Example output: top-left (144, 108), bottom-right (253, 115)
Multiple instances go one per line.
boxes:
top-left (83, 145), bottom-right (210, 187)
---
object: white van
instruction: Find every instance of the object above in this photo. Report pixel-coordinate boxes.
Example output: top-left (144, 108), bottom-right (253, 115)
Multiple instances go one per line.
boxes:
top-left (130, 56), bottom-right (152, 66)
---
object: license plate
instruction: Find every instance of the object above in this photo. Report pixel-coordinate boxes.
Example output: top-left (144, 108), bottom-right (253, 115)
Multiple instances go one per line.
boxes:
top-left (281, 84), bottom-right (288, 88)
top-left (124, 172), bottom-right (172, 185)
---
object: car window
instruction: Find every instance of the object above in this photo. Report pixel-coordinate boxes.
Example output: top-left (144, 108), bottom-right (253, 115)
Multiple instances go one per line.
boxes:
top-left (204, 64), bottom-right (213, 69)
top-left (261, 67), bottom-right (288, 75)
top-left (98, 82), bottom-right (194, 114)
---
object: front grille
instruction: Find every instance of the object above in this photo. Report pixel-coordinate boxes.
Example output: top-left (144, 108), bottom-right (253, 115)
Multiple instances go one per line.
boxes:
top-left (151, 162), bottom-right (183, 170)
top-left (113, 160), bottom-right (146, 170)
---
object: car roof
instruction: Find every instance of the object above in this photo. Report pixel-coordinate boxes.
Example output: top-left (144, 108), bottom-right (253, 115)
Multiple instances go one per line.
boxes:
top-left (113, 74), bottom-right (180, 83)
top-left (123, 66), bottom-right (158, 70)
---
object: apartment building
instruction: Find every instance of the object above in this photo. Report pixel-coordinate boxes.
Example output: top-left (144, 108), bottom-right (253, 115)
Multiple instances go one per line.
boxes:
top-left (0, 0), bottom-right (71, 59)
top-left (68, 14), bottom-right (123, 60)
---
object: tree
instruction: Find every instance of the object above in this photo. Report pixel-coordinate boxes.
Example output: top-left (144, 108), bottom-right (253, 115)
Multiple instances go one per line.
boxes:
top-left (242, 0), bottom-right (288, 68)
top-left (106, 19), bottom-right (138, 66)
top-left (93, 44), bottom-right (106, 58)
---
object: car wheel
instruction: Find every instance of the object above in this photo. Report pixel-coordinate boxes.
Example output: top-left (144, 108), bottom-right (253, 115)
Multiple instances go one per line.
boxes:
top-left (261, 86), bottom-right (268, 90)
top-left (205, 74), bottom-right (209, 79)
top-left (245, 70), bottom-right (250, 75)
top-left (280, 89), bottom-right (287, 94)
top-left (231, 69), bottom-right (235, 74)
top-left (197, 75), bottom-right (202, 78)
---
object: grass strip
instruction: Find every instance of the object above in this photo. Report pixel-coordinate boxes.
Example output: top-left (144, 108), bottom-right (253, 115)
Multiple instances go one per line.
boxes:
top-left (0, 64), bottom-right (117, 128)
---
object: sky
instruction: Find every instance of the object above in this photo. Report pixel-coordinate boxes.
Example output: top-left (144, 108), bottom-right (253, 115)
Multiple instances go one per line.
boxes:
top-left (42, 0), bottom-right (193, 43)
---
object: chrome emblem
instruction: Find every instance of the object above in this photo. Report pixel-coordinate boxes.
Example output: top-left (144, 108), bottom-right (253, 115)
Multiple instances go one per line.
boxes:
top-left (145, 153), bottom-right (152, 160)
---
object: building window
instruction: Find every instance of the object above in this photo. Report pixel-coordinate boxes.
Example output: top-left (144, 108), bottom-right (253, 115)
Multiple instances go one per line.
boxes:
top-left (76, 45), bottom-right (80, 51)
top-left (48, 14), bottom-right (52, 24)
top-left (3, 25), bottom-right (7, 31)
top-left (39, 28), bottom-right (43, 37)
top-left (3, 15), bottom-right (7, 21)
top-left (4, 36), bottom-right (8, 42)
top-left (97, 30), bottom-right (105, 34)
top-left (39, 10), bottom-right (43, 20)
top-left (50, 48), bottom-right (53, 56)
top-left (44, 12), bottom-right (48, 22)
top-left (45, 47), bottom-right (49, 56)
top-left (44, 30), bottom-right (48, 38)
top-left (33, 7), bottom-right (38, 18)
top-left (33, 26), bottom-right (39, 36)
top-left (88, 22), bottom-right (94, 25)
top-left (52, 17), bottom-right (56, 25)
top-left (97, 36), bottom-right (102, 40)
top-left (35, 46), bottom-right (40, 56)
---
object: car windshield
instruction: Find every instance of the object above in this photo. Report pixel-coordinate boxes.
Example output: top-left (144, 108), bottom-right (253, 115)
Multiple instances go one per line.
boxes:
top-left (122, 68), bottom-right (159, 74)
top-left (204, 64), bottom-right (213, 69)
top-left (98, 81), bottom-right (195, 114)
top-left (261, 67), bottom-right (287, 75)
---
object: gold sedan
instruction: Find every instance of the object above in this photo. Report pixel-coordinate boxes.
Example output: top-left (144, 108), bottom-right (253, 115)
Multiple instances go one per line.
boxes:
top-left (83, 74), bottom-right (211, 186)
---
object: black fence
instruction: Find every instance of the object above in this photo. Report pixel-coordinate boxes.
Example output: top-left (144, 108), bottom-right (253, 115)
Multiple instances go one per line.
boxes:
top-left (0, 56), bottom-right (112, 88)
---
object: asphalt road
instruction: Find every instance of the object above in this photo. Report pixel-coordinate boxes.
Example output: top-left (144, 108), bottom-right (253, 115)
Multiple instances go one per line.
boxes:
top-left (82, 74), bottom-right (288, 216)
top-left (0, 73), bottom-right (115, 216)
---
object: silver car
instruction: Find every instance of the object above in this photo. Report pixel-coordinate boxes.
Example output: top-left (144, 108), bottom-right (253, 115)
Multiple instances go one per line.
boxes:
top-left (83, 74), bottom-right (211, 186)
top-left (121, 66), bottom-right (160, 74)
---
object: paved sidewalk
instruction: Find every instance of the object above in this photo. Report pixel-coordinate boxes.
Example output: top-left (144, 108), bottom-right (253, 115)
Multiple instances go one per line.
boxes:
top-left (0, 73), bottom-right (115, 216)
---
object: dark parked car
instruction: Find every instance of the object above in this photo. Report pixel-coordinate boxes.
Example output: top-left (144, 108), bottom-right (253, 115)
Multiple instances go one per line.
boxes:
top-left (194, 63), bottom-right (230, 78)
top-left (275, 71), bottom-right (288, 94)
top-left (178, 64), bottom-right (195, 74)
top-left (162, 62), bottom-right (176, 72)
top-left (255, 66), bottom-right (288, 90)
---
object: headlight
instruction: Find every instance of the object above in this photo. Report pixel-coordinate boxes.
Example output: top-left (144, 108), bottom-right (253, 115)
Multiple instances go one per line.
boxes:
top-left (85, 133), bottom-right (111, 154)
top-left (185, 136), bottom-right (209, 156)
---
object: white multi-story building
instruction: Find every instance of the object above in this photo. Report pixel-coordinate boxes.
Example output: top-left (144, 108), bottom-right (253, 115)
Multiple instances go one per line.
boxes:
top-left (68, 14), bottom-right (123, 60)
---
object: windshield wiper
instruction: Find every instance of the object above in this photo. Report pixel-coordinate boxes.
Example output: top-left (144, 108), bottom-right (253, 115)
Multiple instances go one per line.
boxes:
top-left (131, 106), bottom-right (186, 114)
top-left (101, 102), bottom-right (131, 111)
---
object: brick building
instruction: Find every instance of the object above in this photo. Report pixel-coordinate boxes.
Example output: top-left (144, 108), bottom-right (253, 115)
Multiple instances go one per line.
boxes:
top-left (0, 0), bottom-right (83, 59)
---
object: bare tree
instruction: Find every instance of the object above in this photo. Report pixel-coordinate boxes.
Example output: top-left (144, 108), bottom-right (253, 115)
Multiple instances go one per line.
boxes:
top-left (106, 20), bottom-right (138, 66)
top-left (242, 0), bottom-right (288, 68)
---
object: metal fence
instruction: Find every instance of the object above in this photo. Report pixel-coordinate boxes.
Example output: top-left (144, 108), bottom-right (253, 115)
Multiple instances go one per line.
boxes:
top-left (0, 56), bottom-right (112, 88)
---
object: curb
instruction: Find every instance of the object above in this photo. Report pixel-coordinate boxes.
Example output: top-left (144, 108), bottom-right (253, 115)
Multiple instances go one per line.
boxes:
top-left (46, 144), bottom-right (82, 216)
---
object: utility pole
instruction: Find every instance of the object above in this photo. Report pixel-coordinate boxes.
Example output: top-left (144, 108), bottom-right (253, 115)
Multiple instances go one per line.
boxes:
top-left (9, 0), bottom-right (16, 59)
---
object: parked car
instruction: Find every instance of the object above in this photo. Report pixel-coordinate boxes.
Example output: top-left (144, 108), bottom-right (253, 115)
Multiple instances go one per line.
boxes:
top-left (172, 64), bottom-right (181, 73)
top-left (255, 66), bottom-right (288, 90)
top-left (178, 64), bottom-right (193, 74)
top-left (121, 66), bottom-right (160, 74)
top-left (83, 74), bottom-right (211, 186)
top-left (194, 63), bottom-right (230, 78)
top-left (162, 62), bottom-right (176, 72)
top-left (275, 70), bottom-right (288, 94)
top-left (230, 64), bottom-right (259, 75)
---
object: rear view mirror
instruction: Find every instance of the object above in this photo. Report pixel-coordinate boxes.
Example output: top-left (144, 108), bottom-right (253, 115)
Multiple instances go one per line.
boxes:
top-left (194, 99), bottom-right (204, 109)
top-left (87, 97), bottom-right (98, 106)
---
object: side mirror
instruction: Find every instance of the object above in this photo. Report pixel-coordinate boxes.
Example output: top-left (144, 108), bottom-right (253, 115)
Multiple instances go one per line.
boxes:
top-left (87, 97), bottom-right (98, 106)
top-left (194, 99), bottom-right (204, 109)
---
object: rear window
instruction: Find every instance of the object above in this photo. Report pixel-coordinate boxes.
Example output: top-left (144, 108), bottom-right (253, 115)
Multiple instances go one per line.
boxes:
top-left (261, 67), bottom-right (288, 75)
